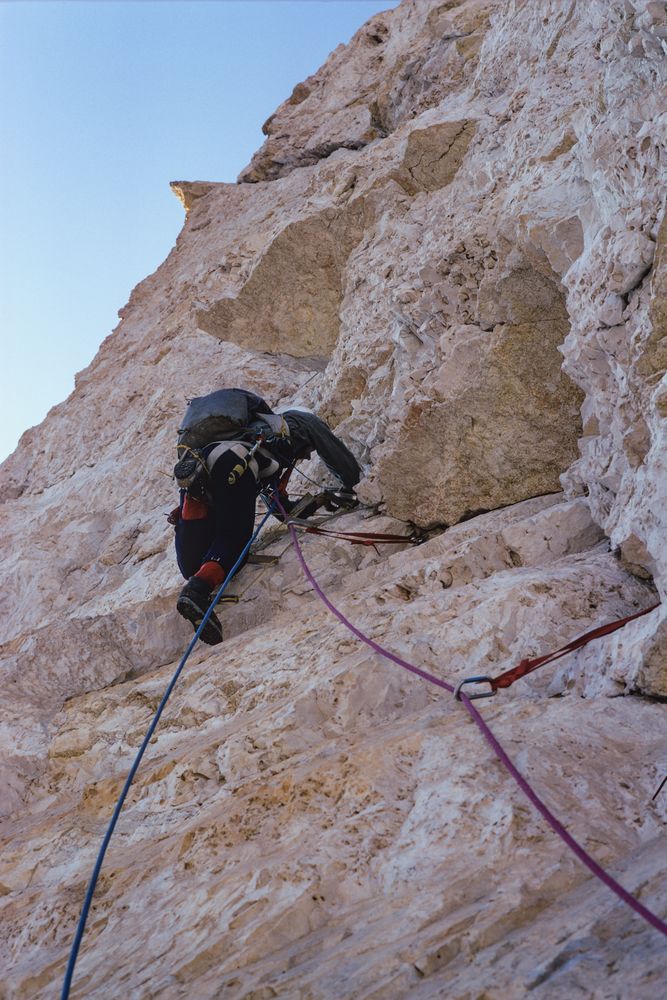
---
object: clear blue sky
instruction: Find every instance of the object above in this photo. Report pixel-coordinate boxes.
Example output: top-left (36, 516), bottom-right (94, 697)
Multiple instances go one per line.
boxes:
top-left (0, 0), bottom-right (397, 463)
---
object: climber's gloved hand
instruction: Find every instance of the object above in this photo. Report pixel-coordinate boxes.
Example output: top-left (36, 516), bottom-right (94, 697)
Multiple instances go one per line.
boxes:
top-left (166, 506), bottom-right (181, 526)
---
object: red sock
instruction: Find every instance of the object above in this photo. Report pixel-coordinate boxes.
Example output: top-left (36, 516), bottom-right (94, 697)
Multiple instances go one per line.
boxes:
top-left (195, 561), bottom-right (226, 590)
top-left (182, 496), bottom-right (209, 520)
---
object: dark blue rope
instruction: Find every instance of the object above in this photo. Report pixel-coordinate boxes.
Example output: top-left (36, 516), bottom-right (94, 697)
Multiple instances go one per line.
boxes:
top-left (61, 505), bottom-right (275, 999)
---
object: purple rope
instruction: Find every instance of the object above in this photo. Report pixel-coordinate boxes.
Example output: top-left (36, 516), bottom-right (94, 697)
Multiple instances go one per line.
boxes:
top-left (459, 697), bottom-right (667, 936)
top-left (283, 514), bottom-right (667, 939)
top-left (285, 519), bottom-right (454, 694)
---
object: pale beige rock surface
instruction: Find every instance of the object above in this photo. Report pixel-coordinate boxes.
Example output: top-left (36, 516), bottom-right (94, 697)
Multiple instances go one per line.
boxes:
top-left (1, 0), bottom-right (666, 997)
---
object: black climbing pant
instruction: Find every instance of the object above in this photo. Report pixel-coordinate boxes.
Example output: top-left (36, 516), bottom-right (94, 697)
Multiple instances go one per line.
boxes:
top-left (174, 451), bottom-right (258, 580)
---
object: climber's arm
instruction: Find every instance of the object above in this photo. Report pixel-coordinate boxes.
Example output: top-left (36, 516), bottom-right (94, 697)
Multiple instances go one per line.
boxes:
top-left (282, 410), bottom-right (361, 489)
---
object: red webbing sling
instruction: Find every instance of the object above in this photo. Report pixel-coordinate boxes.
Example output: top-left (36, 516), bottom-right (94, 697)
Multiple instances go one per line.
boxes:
top-left (490, 602), bottom-right (661, 691)
top-left (300, 524), bottom-right (417, 546)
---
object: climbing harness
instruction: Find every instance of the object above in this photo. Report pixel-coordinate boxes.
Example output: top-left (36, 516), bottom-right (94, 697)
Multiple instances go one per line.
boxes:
top-left (272, 495), bottom-right (667, 940)
top-left (60, 505), bottom-right (276, 1000)
top-left (455, 601), bottom-right (661, 700)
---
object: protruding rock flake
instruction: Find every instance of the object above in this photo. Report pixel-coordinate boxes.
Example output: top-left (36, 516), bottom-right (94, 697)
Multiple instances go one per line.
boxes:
top-left (1, 1), bottom-right (666, 997)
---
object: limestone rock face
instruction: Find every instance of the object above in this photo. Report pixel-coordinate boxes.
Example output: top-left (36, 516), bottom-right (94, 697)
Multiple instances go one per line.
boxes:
top-left (1, 1), bottom-right (666, 997)
top-left (238, 0), bottom-right (494, 183)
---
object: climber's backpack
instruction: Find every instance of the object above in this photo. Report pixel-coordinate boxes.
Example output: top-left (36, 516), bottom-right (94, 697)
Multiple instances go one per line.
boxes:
top-left (175, 388), bottom-right (288, 492)
top-left (177, 388), bottom-right (257, 450)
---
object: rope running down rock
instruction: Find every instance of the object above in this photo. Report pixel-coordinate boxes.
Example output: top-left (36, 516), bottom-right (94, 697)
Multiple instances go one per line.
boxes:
top-left (277, 500), bottom-right (667, 940)
top-left (60, 506), bottom-right (276, 1000)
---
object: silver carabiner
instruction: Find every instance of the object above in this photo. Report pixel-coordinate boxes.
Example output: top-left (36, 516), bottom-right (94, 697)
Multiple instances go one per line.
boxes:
top-left (454, 676), bottom-right (497, 701)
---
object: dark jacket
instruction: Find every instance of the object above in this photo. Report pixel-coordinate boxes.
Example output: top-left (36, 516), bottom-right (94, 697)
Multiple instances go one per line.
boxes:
top-left (227, 389), bottom-right (360, 489)
top-left (190, 388), bottom-right (361, 489)
top-left (267, 409), bottom-right (361, 489)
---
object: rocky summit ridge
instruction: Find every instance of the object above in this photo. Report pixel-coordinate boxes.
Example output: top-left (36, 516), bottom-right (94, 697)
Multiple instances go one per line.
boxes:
top-left (1, 1), bottom-right (666, 997)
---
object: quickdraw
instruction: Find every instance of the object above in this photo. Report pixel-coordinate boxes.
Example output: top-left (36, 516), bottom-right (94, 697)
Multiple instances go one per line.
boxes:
top-left (291, 520), bottom-right (419, 547)
top-left (456, 601), bottom-right (661, 699)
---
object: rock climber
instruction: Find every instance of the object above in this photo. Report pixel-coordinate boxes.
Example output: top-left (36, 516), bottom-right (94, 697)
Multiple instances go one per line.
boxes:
top-left (169, 387), bottom-right (361, 645)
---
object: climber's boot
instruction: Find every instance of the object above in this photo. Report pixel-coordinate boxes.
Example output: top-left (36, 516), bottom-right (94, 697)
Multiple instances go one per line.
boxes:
top-left (176, 576), bottom-right (223, 646)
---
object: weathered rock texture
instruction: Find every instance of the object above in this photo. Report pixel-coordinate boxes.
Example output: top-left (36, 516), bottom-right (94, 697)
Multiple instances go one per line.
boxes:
top-left (1, 1), bottom-right (666, 997)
